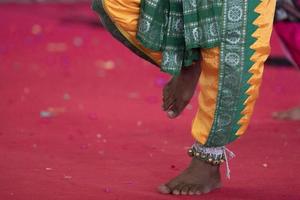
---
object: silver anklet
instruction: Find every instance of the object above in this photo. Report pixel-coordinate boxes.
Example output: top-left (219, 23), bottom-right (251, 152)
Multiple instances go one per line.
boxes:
top-left (188, 143), bottom-right (225, 165)
top-left (188, 142), bottom-right (235, 178)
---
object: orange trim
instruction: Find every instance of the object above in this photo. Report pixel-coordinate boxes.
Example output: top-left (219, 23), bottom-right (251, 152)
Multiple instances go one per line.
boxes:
top-left (237, 0), bottom-right (276, 136)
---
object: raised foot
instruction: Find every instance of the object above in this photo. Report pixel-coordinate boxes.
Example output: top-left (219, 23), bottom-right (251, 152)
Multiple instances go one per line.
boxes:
top-left (162, 61), bottom-right (201, 119)
top-left (158, 158), bottom-right (221, 196)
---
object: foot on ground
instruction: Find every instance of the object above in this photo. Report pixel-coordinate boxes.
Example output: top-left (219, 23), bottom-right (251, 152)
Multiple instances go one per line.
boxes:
top-left (158, 158), bottom-right (221, 196)
top-left (162, 61), bottom-right (201, 118)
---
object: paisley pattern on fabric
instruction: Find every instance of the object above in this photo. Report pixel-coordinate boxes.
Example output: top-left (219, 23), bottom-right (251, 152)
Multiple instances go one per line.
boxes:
top-left (137, 0), bottom-right (223, 75)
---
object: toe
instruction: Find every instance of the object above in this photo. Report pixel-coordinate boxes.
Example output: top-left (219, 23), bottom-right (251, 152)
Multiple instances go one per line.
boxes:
top-left (158, 185), bottom-right (171, 194)
top-left (175, 100), bottom-right (189, 116)
top-left (167, 95), bottom-right (190, 118)
top-left (165, 178), bottom-right (183, 194)
top-left (167, 105), bottom-right (177, 118)
top-left (195, 185), bottom-right (203, 195)
top-left (167, 110), bottom-right (177, 118)
top-left (171, 183), bottom-right (184, 196)
top-left (163, 95), bottom-right (175, 111)
top-left (180, 185), bottom-right (191, 195)
top-left (188, 185), bottom-right (199, 195)
top-left (167, 102), bottom-right (180, 119)
top-left (172, 190), bottom-right (180, 195)
top-left (166, 177), bottom-right (181, 189)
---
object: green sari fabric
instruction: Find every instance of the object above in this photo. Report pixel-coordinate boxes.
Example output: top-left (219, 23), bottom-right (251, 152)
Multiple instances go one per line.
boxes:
top-left (92, 0), bottom-right (274, 147)
top-left (136, 0), bottom-right (223, 75)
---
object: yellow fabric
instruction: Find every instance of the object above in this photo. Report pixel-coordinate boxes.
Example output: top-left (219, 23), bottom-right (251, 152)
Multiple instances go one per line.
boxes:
top-left (103, 0), bottom-right (275, 145)
top-left (103, 0), bottom-right (219, 145)
top-left (237, 0), bottom-right (276, 136)
top-left (103, 0), bottom-right (162, 65)
top-left (191, 48), bottom-right (220, 145)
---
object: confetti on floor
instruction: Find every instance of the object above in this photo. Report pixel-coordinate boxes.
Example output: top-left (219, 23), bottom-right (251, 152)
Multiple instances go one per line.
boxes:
top-left (0, 3), bottom-right (300, 200)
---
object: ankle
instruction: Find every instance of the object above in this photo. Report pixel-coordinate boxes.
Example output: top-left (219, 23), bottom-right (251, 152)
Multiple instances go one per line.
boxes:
top-left (190, 158), bottom-right (219, 171)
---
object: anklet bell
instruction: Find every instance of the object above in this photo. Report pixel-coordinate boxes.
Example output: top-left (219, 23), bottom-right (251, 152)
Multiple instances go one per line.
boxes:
top-left (187, 145), bottom-right (226, 166)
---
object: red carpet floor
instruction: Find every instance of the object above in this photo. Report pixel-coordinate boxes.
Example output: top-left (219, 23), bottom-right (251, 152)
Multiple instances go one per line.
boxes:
top-left (0, 4), bottom-right (300, 200)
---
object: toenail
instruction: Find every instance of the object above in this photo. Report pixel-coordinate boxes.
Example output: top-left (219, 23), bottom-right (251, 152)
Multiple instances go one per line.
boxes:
top-left (181, 191), bottom-right (187, 195)
top-left (167, 111), bottom-right (176, 118)
top-left (158, 185), bottom-right (170, 194)
top-left (168, 110), bottom-right (174, 115)
top-left (172, 190), bottom-right (180, 195)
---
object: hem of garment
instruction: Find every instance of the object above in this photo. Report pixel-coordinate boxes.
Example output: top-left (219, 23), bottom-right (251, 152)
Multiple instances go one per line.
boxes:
top-left (92, 0), bottom-right (160, 68)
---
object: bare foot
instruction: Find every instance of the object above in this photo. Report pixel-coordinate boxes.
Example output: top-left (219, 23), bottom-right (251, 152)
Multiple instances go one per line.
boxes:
top-left (273, 107), bottom-right (300, 121)
top-left (158, 158), bottom-right (221, 195)
top-left (162, 61), bottom-right (201, 118)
